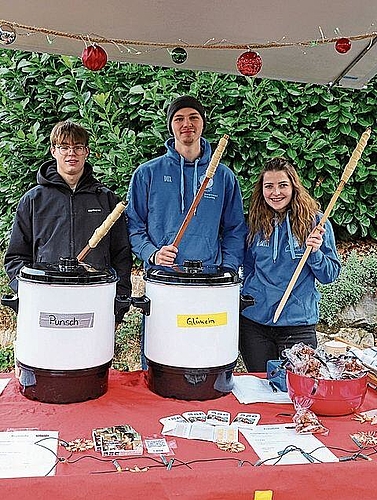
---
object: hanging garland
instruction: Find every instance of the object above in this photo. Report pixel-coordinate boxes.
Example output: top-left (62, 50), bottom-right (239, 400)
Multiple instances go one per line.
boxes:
top-left (0, 19), bottom-right (374, 74)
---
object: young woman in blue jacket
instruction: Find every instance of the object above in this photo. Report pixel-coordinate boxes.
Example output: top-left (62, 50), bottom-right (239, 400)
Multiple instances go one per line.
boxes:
top-left (240, 157), bottom-right (341, 372)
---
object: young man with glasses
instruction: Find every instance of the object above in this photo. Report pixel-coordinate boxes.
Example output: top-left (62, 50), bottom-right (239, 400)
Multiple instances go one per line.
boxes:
top-left (4, 120), bottom-right (133, 319)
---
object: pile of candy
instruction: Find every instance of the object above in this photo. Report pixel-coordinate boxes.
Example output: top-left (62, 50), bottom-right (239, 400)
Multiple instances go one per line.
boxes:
top-left (282, 343), bottom-right (367, 435)
top-left (282, 343), bottom-right (366, 380)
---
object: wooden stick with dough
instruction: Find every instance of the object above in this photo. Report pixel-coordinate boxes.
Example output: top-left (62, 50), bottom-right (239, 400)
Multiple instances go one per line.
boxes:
top-left (77, 201), bottom-right (126, 262)
top-left (273, 128), bottom-right (371, 323)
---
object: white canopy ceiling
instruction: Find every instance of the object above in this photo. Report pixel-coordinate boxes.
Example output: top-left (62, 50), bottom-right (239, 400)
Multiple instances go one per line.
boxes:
top-left (1, 0), bottom-right (377, 89)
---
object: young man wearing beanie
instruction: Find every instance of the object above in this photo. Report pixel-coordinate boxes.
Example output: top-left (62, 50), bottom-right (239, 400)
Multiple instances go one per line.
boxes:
top-left (126, 95), bottom-right (246, 270)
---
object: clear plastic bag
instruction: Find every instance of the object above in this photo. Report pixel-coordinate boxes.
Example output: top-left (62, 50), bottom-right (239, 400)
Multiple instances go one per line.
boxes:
top-left (292, 397), bottom-right (329, 435)
top-left (282, 343), bottom-right (366, 380)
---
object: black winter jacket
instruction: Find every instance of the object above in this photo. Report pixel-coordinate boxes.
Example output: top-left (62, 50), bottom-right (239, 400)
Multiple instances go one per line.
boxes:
top-left (4, 160), bottom-right (132, 298)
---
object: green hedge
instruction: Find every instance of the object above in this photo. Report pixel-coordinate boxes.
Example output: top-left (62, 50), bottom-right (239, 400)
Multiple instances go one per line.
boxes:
top-left (0, 49), bottom-right (376, 248)
top-left (318, 251), bottom-right (377, 326)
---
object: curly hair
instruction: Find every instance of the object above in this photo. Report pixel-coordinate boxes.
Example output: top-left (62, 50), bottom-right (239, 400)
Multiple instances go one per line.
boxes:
top-left (247, 157), bottom-right (320, 246)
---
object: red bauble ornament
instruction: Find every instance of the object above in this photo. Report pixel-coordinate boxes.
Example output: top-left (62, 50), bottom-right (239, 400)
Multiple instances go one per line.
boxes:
top-left (236, 51), bottom-right (262, 76)
top-left (81, 44), bottom-right (108, 71)
top-left (335, 38), bottom-right (352, 54)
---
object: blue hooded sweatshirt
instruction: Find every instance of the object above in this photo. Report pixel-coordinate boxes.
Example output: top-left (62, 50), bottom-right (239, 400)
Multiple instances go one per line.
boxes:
top-left (126, 137), bottom-right (247, 270)
top-left (241, 212), bottom-right (341, 326)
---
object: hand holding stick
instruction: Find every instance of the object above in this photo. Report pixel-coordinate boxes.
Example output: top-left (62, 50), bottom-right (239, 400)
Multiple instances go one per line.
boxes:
top-left (77, 201), bottom-right (126, 262)
top-left (273, 127), bottom-right (371, 324)
top-left (172, 134), bottom-right (229, 248)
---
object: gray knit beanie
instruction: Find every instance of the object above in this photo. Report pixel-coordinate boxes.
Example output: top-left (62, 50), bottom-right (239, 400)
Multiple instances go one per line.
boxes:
top-left (167, 95), bottom-right (206, 135)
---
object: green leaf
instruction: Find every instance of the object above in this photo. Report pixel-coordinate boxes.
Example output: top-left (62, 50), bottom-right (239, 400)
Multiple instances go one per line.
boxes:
top-left (129, 85), bottom-right (145, 95)
top-left (346, 222), bottom-right (358, 235)
top-left (61, 104), bottom-right (79, 112)
top-left (63, 92), bottom-right (77, 100)
top-left (339, 123), bottom-right (352, 135)
top-left (360, 182), bottom-right (375, 196)
top-left (60, 55), bottom-right (74, 68)
top-left (92, 92), bottom-right (110, 109)
top-left (369, 225), bottom-right (377, 239)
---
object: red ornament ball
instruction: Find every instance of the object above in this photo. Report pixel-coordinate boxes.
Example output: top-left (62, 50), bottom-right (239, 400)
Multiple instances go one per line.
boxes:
top-left (335, 38), bottom-right (352, 54)
top-left (81, 44), bottom-right (108, 71)
top-left (236, 51), bottom-right (262, 76)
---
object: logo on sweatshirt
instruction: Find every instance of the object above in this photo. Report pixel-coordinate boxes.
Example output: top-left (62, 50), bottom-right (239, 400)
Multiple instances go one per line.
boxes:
top-left (256, 238), bottom-right (270, 247)
top-left (164, 175), bottom-right (172, 183)
top-left (285, 243), bottom-right (305, 258)
top-left (285, 236), bottom-right (305, 258)
top-left (199, 174), bottom-right (213, 190)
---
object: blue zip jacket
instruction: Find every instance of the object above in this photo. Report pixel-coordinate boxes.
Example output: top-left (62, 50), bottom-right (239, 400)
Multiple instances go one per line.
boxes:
top-left (126, 137), bottom-right (247, 270)
top-left (241, 212), bottom-right (341, 326)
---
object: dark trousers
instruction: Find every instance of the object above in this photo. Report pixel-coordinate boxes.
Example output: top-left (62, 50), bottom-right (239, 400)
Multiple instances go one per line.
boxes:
top-left (239, 315), bottom-right (317, 372)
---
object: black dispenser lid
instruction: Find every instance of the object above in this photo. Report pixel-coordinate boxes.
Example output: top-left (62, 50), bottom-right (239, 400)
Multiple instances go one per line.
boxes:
top-left (19, 257), bottom-right (117, 285)
top-left (145, 260), bottom-right (240, 286)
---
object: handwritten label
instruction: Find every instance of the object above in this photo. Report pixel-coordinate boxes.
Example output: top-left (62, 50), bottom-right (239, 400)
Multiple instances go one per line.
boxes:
top-left (177, 312), bottom-right (227, 328)
top-left (39, 312), bottom-right (94, 328)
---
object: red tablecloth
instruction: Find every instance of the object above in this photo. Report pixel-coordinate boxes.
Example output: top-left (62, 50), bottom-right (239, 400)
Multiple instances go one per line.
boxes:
top-left (1, 370), bottom-right (376, 500)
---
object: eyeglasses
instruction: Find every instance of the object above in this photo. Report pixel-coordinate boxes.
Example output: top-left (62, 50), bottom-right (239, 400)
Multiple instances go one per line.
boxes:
top-left (55, 145), bottom-right (87, 156)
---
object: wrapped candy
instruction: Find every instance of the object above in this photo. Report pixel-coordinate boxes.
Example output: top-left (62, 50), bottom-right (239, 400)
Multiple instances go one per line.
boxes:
top-left (292, 398), bottom-right (329, 435)
top-left (282, 343), bottom-right (366, 381)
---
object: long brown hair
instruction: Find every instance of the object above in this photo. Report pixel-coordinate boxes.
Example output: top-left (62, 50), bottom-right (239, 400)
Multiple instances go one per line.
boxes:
top-left (247, 157), bottom-right (320, 246)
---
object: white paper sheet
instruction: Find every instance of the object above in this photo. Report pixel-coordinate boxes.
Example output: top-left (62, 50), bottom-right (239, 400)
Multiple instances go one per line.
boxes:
top-left (0, 378), bottom-right (11, 395)
top-left (161, 421), bottom-right (238, 443)
top-left (232, 375), bottom-right (292, 404)
top-left (241, 424), bottom-right (338, 465)
top-left (0, 430), bottom-right (59, 478)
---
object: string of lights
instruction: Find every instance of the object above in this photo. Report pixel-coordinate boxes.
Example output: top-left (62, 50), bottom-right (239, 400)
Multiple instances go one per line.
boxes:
top-left (33, 436), bottom-right (376, 477)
